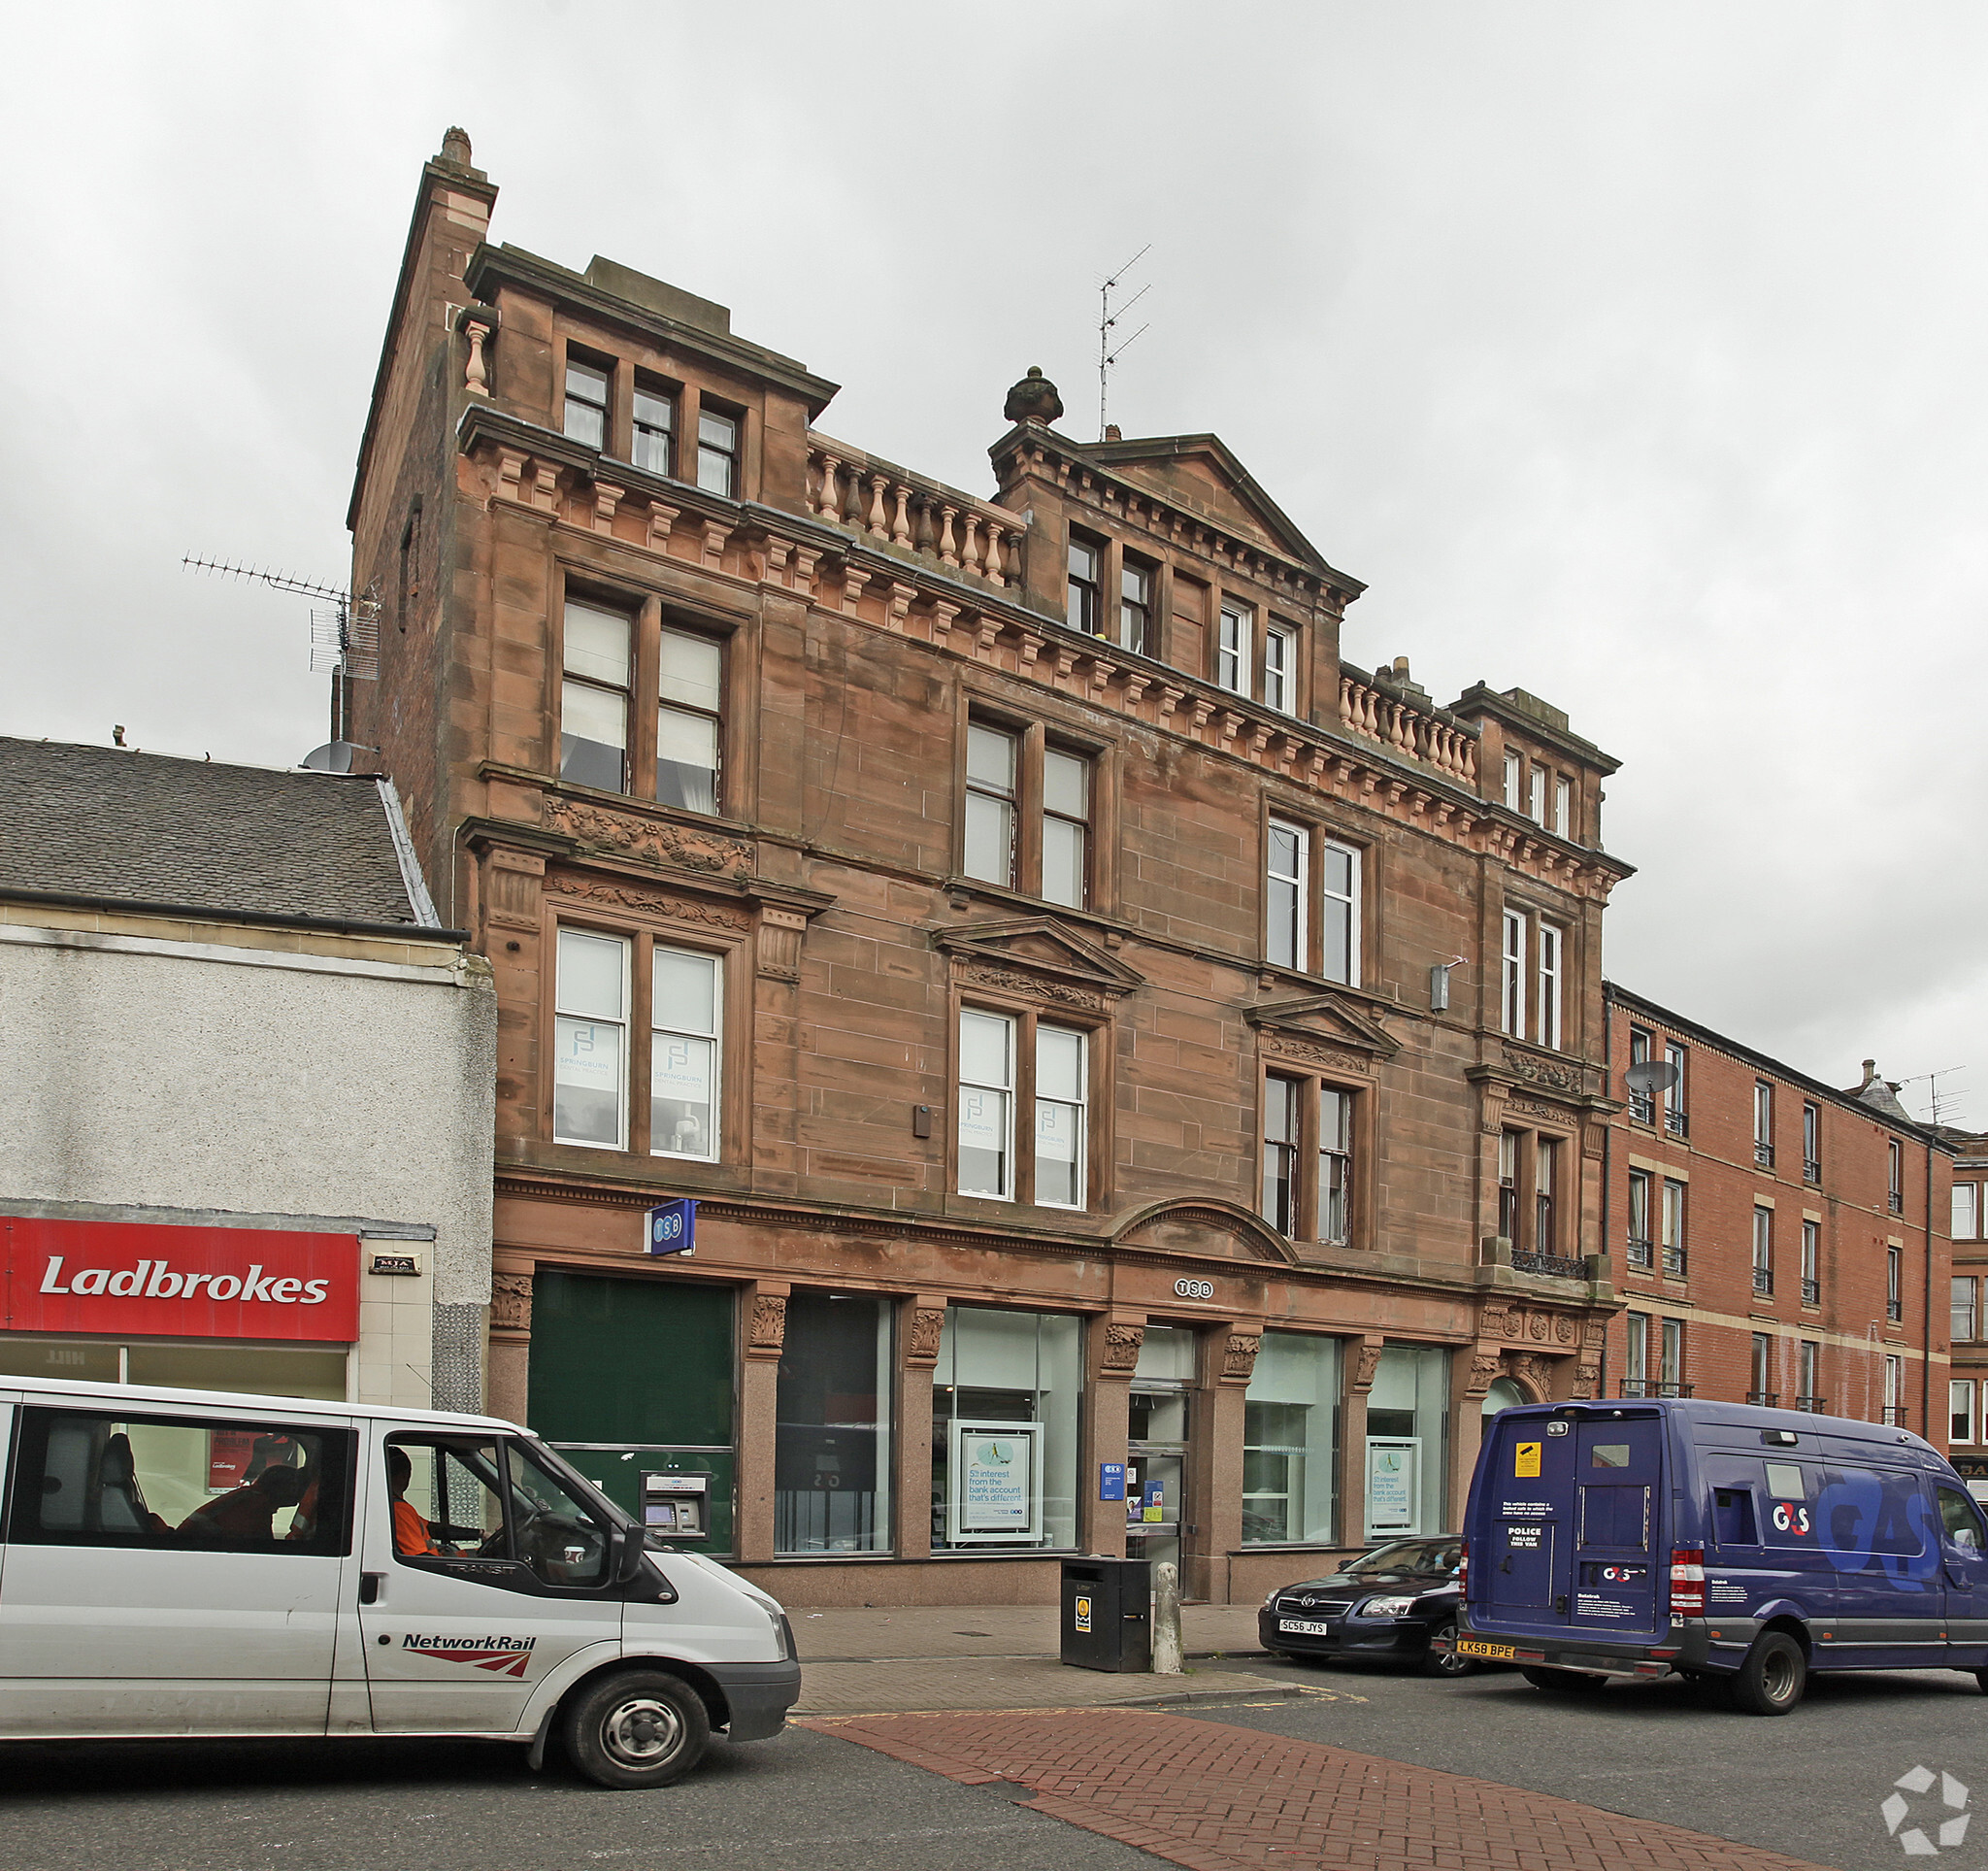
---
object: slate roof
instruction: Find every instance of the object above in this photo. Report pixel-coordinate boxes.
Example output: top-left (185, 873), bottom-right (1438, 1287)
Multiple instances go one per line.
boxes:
top-left (0, 738), bottom-right (442, 932)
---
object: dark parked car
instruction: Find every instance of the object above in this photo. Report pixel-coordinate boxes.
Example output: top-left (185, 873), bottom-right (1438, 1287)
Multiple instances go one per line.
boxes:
top-left (1259, 1536), bottom-right (1474, 1676)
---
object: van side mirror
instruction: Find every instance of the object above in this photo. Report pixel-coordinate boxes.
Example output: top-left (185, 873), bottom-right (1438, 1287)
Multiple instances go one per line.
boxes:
top-left (614, 1524), bottom-right (649, 1584)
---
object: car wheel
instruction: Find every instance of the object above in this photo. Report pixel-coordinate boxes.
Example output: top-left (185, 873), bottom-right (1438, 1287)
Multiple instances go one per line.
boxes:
top-left (1519, 1665), bottom-right (1607, 1692)
top-left (1421, 1620), bottom-right (1477, 1677)
top-left (1730, 1632), bottom-right (1806, 1717)
top-left (562, 1670), bottom-right (711, 1789)
top-left (1974, 1669), bottom-right (1988, 1696)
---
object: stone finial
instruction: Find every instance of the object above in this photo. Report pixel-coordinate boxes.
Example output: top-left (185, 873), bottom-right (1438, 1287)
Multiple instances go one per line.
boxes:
top-left (440, 126), bottom-right (473, 168)
top-left (1004, 365), bottom-right (1064, 427)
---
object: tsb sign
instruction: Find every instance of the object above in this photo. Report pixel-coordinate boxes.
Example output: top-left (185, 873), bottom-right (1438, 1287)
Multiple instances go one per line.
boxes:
top-left (1174, 1278), bottom-right (1214, 1300)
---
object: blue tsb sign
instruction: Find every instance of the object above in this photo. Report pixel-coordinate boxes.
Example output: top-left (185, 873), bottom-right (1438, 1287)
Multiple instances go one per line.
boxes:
top-left (646, 1200), bottom-right (697, 1258)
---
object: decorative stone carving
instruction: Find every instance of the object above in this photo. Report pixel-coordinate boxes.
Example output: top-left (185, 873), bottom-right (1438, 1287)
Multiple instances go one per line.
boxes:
top-left (1508, 1353), bottom-right (1549, 1397)
top-left (1003, 365), bottom-right (1064, 426)
top-left (547, 875), bottom-right (750, 929)
top-left (1501, 1048), bottom-right (1587, 1094)
top-left (1100, 1322), bottom-right (1144, 1373)
top-left (1466, 1352), bottom-right (1503, 1395)
top-left (747, 1294), bottom-right (787, 1356)
top-left (1504, 1097), bottom-right (1570, 1125)
top-left (905, 1307), bottom-right (945, 1367)
top-left (1581, 1121), bottom-right (1608, 1160)
top-left (1528, 1312), bottom-right (1549, 1342)
top-left (1554, 1314), bottom-right (1577, 1346)
top-left (960, 964), bottom-right (1106, 1013)
top-left (757, 906), bottom-right (807, 982)
top-left (1573, 1362), bottom-right (1600, 1400)
top-left (489, 1273), bottom-right (533, 1334)
top-left (1222, 1333), bottom-right (1262, 1382)
top-left (1502, 1310), bottom-right (1524, 1339)
top-left (485, 852), bottom-right (544, 930)
top-left (1352, 1342), bottom-right (1382, 1392)
top-left (547, 798), bottom-right (751, 881)
top-left (1261, 1035), bottom-right (1368, 1076)
top-left (464, 319), bottom-right (490, 397)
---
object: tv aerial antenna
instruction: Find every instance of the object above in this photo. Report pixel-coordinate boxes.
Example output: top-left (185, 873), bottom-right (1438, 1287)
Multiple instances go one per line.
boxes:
top-left (182, 555), bottom-right (381, 681)
top-left (1097, 245), bottom-right (1152, 441)
top-left (182, 555), bottom-right (381, 771)
top-left (1899, 1064), bottom-right (1968, 1128)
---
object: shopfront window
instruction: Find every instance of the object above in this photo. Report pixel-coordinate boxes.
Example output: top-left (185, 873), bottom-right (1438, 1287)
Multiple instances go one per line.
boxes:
top-left (931, 1307), bottom-right (1080, 1551)
top-left (1364, 1345), bottom-right (1449, 1538)
top-left (0, 1336), bottom-right (348, 1401)
top-left (1242, 1332), bottom-right (1340, 1545)
top-left (776, 1293), bottom-right (892, 1554)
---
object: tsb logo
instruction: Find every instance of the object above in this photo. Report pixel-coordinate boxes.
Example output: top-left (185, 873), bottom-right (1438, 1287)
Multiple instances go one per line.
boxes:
top-left (1174, 1279), bottom-right (1214, 1300)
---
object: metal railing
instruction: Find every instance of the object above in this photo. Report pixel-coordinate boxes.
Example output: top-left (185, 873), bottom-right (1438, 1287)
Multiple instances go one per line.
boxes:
top-left (1753, 1267), bottom-right (1773, 1297)
top-left (1794, 1395), bottom-right (1824, 1414)
top-left (1754, 1142), bottom-right (1775, 1169)
top-left (1801, 1278), bottom-right (1820, 1305)
top-left (1512, 1249), bottom-right (1588, 1280)
top-left (1629, 1093), bottom-right (1656, 1125)
top-left (1803, 1158), bottom-right (1822, 1185)
top-left (1746, 1390), bottom-right (1779, 1407)
top-left (1881, 1407), bottom-right (1908, 1427)
top-left (1620, 1380), bottom-right (1693, 1399)
top-left (1662, 1245), bottom-right (1688, 1278)
top-left (1625, 1236), bottom-right (1655, 1271)
top-left (1889, 1191), bottom-right (1905, 1216)
top-left (1888, 1299), bottom-right (1904, 1322)
top-left (1665, 1109), bottom-right (1689, 1139)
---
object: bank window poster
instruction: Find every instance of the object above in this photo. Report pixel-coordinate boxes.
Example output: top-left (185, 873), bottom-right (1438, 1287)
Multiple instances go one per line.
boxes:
top-left (1366, 1437), bottom-right (1420, 1535)
top-left (947, 1419), bottom-right (1042, 1545)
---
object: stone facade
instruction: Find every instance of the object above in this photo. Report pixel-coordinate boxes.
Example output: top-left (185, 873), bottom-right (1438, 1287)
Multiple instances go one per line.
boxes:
top-left (1603, 985), bottom-right (1950, 1442)
top-left (343, 133), bottom-right (1633, 1604)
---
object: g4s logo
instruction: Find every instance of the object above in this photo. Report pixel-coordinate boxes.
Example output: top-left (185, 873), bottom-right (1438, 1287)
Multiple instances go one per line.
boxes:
top-left (1772, 1500), bottom-right (1811, 1536)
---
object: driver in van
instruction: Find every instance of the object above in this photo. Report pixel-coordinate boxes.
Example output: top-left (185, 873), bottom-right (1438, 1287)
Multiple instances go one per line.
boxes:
top-left (178, 1461), bottom-right (312, 1542)
top-left (387, 1446), bottom-right (437, 1555)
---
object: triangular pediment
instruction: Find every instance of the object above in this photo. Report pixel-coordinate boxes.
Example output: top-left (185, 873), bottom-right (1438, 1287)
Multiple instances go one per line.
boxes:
top-left (1085, 433), bottom-right (1342, 580)
top-left (1245, 991), bottom-right (1399, 1058)
top-left (933, 916), bottom-right (1145, 991)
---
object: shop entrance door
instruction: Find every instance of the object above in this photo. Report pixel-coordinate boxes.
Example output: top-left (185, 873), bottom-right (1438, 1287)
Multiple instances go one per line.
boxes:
top-left (1127, 1384), bottom-right (1188, 1579)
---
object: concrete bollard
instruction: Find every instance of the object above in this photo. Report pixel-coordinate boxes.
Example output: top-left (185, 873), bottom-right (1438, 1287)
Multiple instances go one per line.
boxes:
top-left (1152, 1559), bottom-right (1183, 1674)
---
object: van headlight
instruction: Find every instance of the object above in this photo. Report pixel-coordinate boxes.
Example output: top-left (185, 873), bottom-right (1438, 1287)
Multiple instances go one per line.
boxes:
top-left (1361, 1594), bottom-right (1416, 1619)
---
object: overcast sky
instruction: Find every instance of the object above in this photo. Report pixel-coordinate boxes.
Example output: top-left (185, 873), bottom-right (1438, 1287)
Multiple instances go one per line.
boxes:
top-left (4, 4), bottom-right (1982, 1119)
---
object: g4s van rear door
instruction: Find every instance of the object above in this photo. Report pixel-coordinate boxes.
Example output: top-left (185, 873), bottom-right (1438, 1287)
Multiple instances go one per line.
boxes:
top-left (1569, 1414), bottom-right (1663, 1639)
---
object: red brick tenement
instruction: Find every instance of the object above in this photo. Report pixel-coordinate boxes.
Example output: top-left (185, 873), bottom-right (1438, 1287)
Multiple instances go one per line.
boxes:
top-left (341, 132), bottom-right (1636, 1606)
top-left (1945, 1134), bottom-right (1988, 1487)
top-left (1603, 985), bottom-right (1951, 1442)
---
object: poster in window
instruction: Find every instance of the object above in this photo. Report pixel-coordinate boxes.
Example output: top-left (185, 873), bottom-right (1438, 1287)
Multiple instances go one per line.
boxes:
top-left (1366, 1437), bottom-right (1420, 1534)
top-left (652, 1034), bottom-right (713, 1104)
top-left (958, 1091), bottom-right (1006, 1153)
top-left (947, 1419), bottom-right (1041, 1544)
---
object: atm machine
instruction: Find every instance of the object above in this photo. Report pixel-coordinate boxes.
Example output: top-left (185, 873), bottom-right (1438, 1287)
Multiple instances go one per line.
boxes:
top-left (640, 1469), bottom-right (712, 1540)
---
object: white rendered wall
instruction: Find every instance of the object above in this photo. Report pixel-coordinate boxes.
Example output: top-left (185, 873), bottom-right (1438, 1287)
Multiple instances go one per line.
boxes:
top-left (0, 921), bottom-right (497, 1410)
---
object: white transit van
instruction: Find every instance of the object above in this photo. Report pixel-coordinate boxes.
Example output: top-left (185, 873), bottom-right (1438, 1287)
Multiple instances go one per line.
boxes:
top-left (0, 1377), bottom-right (800, 1787)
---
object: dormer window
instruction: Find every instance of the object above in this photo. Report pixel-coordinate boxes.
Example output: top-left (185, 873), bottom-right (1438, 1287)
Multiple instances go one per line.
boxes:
top-left (696, 407), bottom-right (739, 497)
top-left (564, 354), bottom-right (611, 450)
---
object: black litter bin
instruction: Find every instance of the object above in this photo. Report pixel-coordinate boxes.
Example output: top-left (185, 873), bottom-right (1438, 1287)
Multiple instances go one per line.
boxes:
top-left (1060, 1555), bottom-right (1151, 1671)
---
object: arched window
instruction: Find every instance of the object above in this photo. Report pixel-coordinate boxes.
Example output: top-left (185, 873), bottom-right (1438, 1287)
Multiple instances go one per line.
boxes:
top-left (1481, 1377), bottom-right (1528, 1417)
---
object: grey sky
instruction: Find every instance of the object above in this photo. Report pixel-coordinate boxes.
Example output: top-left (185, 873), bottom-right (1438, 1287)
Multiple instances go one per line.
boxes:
top-left (5, 4), bottom-right (1982, 1119)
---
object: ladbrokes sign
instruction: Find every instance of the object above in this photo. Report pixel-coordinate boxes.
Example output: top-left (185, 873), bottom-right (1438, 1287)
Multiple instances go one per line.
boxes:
top-left (1, 1217), bottom-right (360, 1342)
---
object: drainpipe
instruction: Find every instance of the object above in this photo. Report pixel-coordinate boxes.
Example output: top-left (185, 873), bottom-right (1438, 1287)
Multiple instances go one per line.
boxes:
top-left (1926, 1136), bottom-right (1936, 1440)
top-left (1600, 986), bottom-right (1613, 1399)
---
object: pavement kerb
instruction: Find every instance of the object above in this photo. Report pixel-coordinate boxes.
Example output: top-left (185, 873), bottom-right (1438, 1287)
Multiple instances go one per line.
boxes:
top-left (801, 1682), bottom-right (1318, 1720)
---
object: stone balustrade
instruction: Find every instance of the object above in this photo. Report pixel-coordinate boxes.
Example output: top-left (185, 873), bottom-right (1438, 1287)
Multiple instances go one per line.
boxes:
top-left (1338, 671), bottom-right (1478, 785)
top-left (807, 436), bottom-right (1025, 589)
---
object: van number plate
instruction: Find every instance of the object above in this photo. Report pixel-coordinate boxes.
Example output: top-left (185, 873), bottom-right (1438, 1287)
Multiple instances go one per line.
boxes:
top-left (1456, 1638), bottom-right (1517, 1659)
top-left (1278, 1619), bottom-right (1333, 1636)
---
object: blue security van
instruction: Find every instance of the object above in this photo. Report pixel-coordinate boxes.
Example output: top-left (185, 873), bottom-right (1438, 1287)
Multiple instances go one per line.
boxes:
top-left (1456, 1398), bottom-right (1988, 1714)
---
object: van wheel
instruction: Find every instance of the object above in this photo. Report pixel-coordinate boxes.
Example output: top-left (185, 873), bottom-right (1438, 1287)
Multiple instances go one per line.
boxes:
top-left (1520, 1666), bottom-right (1606, 1691)
top-left (563, 1671), bottom-right (710, 1789)
top-left (1731, 1632), bottom-right (1806, 1716)
top-left (1974, 1669), bottom-right (1988, 1696)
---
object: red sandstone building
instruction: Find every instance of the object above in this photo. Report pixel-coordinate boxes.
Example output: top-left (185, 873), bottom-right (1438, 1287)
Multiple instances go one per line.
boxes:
top-left (1602, 985), bottom-right (1951, 1444)
top-left (1944, 1134), bottom-right (1988, 1489)
top-left (341, 131), bottom-right (1638, 1606)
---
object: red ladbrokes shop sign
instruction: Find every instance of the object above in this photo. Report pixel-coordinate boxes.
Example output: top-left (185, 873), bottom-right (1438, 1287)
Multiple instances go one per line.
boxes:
top-left (1, 1218), bottom-right (360, 1342)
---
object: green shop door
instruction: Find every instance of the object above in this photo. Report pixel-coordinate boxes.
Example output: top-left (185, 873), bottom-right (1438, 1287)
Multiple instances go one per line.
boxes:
top-left (526, 1270), bottom-right (737, 1554)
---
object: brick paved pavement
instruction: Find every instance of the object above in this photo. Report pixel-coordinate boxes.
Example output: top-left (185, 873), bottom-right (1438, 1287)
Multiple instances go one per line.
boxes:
top-left (788, 1602), bottom-right (1267, 1661)
top-left (802, 1707), bottom-right (1838, 1871)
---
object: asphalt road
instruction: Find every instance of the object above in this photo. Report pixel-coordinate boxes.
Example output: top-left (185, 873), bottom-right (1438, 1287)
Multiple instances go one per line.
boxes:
top-left (0, 1726), bottom-right (1169, 1871)
top-left (0, 1661), bottom-right (1980, 1871)
top-left (1220, 1652), bottom-right (1988, 1871)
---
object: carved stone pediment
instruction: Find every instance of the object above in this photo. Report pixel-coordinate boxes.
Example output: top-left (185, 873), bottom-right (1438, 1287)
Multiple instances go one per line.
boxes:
top-left (1113, 1199), bottom-right (1298, 1266)
top-left (1245, 992), bottom-right (1399, 1066)
top-left (935, 916), bottom-right (1145, 1002)
top-left (546, 795), bottom-right (752, 881)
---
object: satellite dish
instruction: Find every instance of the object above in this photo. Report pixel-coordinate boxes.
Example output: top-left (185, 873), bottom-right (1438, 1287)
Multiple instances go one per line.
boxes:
top-left (302, 741), bottom-right (356, 774)
top-left (1626, 1060), bottom-right (1680, 1097)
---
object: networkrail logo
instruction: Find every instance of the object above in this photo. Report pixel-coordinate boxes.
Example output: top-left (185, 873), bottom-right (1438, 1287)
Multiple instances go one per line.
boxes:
top-left (401, 1634), bottom-right (537, 1678)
